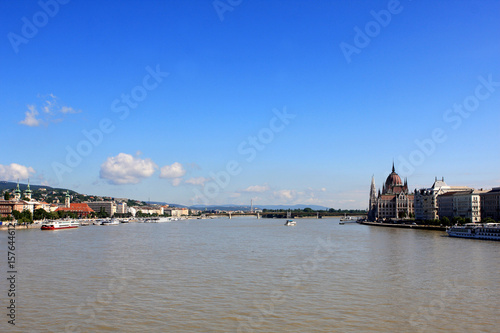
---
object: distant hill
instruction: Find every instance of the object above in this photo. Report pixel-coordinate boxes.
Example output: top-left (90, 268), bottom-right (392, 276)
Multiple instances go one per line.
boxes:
top-left (0, 181), bottom-right (57, 192)
top-left (256, 204), bottom-right (331, 210)
top-left (189, 204), bottom-right (331, 211)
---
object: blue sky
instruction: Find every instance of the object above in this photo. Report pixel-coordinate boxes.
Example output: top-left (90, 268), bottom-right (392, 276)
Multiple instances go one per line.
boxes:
top-left (1, 0), bottom-right (499, 209)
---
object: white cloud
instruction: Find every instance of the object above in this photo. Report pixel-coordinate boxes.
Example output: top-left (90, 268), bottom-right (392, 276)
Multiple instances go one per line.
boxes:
top-left (273, 189), bottom-right (297, 201)
top-left (19, 105), bottom-right (41, 127)
top-left (19, 94), bottom-right (81, 127)
top-left (171, 178), bottom-right (183, 186)
top-left (185, 177), bottom-right (210, 186)
top-left (100, 153), bottom-right (157, 185)
top-left (60, 106), bottom-right (81, 114)
top-left (243, 184), bottom-right (270, 193)
top-left (160, 162), bottom-right (186, 179)
top-left (0, 163), bottom-right (35, 181)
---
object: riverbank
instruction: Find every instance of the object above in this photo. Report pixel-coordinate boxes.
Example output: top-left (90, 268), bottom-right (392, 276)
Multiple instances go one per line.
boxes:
top-left (0, 223), bottom-right (40, 230)
top-left (358, 221), bottom-right (447, 231)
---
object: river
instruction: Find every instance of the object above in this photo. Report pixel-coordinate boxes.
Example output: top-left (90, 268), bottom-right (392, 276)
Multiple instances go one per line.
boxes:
top-left (1, 217), bottom-right (498, 332)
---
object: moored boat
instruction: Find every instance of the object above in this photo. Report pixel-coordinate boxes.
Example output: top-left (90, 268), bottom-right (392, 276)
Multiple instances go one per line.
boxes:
top-left (340, 214), bottom-right (354, 222)
top-left (446, 223), bottom-right (500, 241)
top-left (101, 219), bottom-right (120, 226)
top-left (41, 219), bottom-right (79, 230)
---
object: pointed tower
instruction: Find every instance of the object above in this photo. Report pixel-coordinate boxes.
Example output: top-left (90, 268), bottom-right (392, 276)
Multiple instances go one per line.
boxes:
top-left (24, 179), bottom-right (32, 201)
top-left (14, 180), bottom-right (21, 200)
top-left (368, 175), bottom-right (377, 221)
top-left (65, 191), bottom-right (71, 208)
top-left (392, 161), bottom-right (395, 173)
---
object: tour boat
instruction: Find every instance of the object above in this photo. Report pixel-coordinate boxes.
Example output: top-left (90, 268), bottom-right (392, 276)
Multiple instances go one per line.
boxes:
top-left (447, 223), bottom-right (500, 241)
top-left (340, 214), bottom-right (354, 222)
top-left (41, 220), bottom-right (79, 230)
top-left (284, 219), bottom-right (296, 226)
top-left (101, 219), bottom-right (120, 226)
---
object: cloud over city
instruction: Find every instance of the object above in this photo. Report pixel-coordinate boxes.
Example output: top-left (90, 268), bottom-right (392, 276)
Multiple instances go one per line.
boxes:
top-left (160, 162), bottom-right (187, 186)
top-left (185, 177), bottom-right (210, 186)
top-left (100, 153), bottom-right (157, 185)
top-left (19, 94), bottom-right (81, 127)
top-left (0, 163), bottom-right (35, 181)
top-left (160, 162), bottom-right (186, 178)
top-left (242, 184), bottom-right (270, 193)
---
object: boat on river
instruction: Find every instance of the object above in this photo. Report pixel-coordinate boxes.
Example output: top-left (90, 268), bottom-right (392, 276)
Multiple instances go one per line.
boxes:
top-left (284, 219), bottom-right (296, 226)
top-left (446, 223), bottom-right (500, 241)
top-left (340, 214), bottom-right (354, 222)
top-left (101, 219), bottom-right (120, 226)
top-left (41, 219), bottom-right (79, 230)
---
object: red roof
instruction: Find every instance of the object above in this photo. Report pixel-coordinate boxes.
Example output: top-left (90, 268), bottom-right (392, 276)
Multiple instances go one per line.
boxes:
top-left (56, 203), bottom-right (94, 213)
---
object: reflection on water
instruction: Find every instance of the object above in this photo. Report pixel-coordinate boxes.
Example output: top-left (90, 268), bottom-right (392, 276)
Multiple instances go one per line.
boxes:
top-left (1, 218), bottom-right (499, 332)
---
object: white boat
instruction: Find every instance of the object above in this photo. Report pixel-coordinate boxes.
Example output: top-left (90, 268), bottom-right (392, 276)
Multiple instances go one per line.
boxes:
top-left (340, 214), bottom-right (355, 222)
top-left (41, 219), bottom-right (79, 230)
top-left (284, 219), bottom-right (296, 226)
top-left (447, 223), bottom-right (500, 241)
top-left (101, 219), bottom-right (120, 226)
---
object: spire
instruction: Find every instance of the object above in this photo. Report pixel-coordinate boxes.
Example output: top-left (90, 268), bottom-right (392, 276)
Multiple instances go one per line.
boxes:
top-left (392, 161), bottom-right (395, 173)
top-left (24, 179), bottom-right (32, 200)
top-left (14, 179), bottom-right (21, 200)
top-left (65, 191), bottom-right (70, 208)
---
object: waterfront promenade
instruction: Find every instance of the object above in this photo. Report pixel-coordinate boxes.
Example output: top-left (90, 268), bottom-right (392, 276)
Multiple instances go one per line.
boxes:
top-left (0, 223), bottom-right (39, 230)
top-left (358, 220), bottom-right (447, 231)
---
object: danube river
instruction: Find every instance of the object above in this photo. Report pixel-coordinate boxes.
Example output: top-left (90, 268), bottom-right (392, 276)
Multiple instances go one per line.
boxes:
top-left (1, 217), bottom-right (499, 332)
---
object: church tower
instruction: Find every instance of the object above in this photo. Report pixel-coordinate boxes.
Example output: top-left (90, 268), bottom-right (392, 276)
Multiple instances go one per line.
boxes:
top-left (65, 191), bottom-right (71, 208)
top-left (368, 175), bottom-right (377, 221)
top-left (24, 179), bottom-right (32, 201)
top-left (14, 180), bottom-right (21, 201)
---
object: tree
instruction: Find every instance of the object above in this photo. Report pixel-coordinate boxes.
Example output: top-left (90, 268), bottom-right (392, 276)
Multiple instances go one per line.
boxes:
top-left (4, 192), bottom-right (10, 200)
top-left (12, 210), bottom-right (33, 223)
top-left (440, 216), bottom-right (451, 226)
top-left (33, 208), bottom-right (50, 221)
top-left (97, 207), bottom-right (109, 218)
top-left (303, 207), bottom-right (313, 213)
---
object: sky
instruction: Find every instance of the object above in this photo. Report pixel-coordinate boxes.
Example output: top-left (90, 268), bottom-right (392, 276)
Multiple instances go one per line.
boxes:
top-left (1, 0), bottom-right (499, 209)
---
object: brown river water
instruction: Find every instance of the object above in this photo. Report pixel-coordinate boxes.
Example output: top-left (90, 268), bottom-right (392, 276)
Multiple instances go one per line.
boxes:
top-left (1, 217), bottom-right (499, 332)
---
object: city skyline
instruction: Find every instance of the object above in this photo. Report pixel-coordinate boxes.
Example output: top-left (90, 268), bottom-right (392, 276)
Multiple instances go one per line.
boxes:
top-left (1, 0), bottom-right (499, 209)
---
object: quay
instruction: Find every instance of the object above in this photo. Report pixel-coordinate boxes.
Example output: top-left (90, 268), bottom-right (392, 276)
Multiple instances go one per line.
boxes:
top-left (0, 223), bottom-right (40, 231)
top-left (358, 221), bottom-right (447, 231)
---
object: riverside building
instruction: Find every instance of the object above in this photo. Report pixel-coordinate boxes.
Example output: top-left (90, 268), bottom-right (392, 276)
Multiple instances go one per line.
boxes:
top-left (414, 178), bottom-right (471, 221)
top-left (480, 187), bottom-right (500, 221)
top-left (437, 189), bottom-right (485, 223)
top-left (368, 163), bottom-right (414, 220)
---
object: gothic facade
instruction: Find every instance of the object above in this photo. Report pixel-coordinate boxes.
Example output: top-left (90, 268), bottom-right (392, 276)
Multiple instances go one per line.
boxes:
top-left (368, 163), bottom-right (414, 221)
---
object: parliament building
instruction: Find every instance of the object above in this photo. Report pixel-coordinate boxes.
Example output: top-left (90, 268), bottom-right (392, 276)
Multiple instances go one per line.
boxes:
top-left (368, 163), bottom-right (414, 221)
